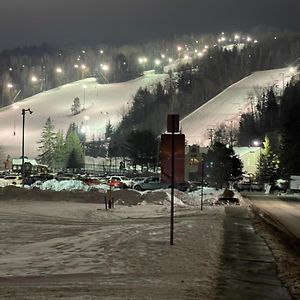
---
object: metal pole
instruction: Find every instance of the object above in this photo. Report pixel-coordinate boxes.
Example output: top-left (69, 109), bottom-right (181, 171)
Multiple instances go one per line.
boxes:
top-left (259, 146), bottom-right (262, 186)
top-left (21, 108), bottom-right (33, 187)
top-left (83, 88), bottom-right (85, 110)
top-left (21, 109), bottom-right (25, 187)
top-left (201, 158), bottom-right (204, 211)
top-left (170, 123), bottom-right (175, 245)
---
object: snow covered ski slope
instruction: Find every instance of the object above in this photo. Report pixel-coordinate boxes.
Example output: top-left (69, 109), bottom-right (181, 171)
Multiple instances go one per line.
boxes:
top-left (180, 67), bottom-right (293, 146)
top-left (0, 71), bottom-right (167, 158)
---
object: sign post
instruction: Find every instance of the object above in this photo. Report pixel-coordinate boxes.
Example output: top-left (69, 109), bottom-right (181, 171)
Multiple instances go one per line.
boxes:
top-left (161, 114), bottom-right (185, 245)
top-left (170, 118), bottom-right (175, 245)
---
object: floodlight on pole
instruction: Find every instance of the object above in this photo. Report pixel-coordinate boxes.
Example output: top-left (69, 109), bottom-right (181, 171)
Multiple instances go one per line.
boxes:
top-left (253, 140), bottom-right (262, 184)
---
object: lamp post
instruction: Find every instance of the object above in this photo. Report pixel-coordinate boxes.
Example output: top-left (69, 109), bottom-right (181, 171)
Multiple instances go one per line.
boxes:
top-left (21, 108), bottom-right (33, 186)
top-left (56, 67), bottom-right (63, 85)
top-left (7, 83), bottom-right (13, 103)
top-left (82, 84), bottom-right (87, 110)
top-left (253, 140), bottom-right (262, 185)
top-left (100, 64), bottom-right (109, 83)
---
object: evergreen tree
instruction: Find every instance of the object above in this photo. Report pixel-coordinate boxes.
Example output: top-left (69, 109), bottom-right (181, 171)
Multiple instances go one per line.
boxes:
top-left (65, 130), bottom-right (85, 172)
top-left (67, 122), bottom-right (86, 144)
top-left (279, 81), bottom-right (300, 177)
top-left (85, 140), bottom-right (107, 158)
top-left (105, 120), bottom-right (114, 140)
top-left (37, 117), bottom-right (56, 167)
top-left (52, 130), bottom-right (66, 170)
top-left (67, 149), bottom-right (83, 173)
top-left (258, 136), bottom-right (279, 184)
top-left (205, 142), bottom-right (243, 188)
top-left (71, 97), bottom-right (81, 115)
top-left (124, 130), bottom-right (158, 170)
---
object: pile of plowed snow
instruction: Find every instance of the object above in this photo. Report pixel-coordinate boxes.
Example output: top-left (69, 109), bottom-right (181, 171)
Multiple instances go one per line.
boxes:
top-left (0, 178), bottom-right (239, 207)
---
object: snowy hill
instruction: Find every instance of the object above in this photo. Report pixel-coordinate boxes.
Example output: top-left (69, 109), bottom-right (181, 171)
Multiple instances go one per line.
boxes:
top-left (0, 67), bottom-right (294, 159)
top-left (0, 71), bottom-right (167, 158)
top-left (180, 67), bottom-right (294, 146)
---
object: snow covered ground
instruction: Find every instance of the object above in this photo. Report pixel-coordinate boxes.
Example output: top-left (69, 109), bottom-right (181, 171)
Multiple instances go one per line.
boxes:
top-left (180, 67), bottom-right (294, 146)
top-left (0, 186), bottom-right (229, 299)
top-left (0, 71), bottom-right (167, 158)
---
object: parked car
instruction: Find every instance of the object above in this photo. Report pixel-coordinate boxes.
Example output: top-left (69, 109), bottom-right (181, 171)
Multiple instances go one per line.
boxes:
top-left (250, 182), bottom-right (263, 191)
top-left (234, 181), bottom-right (262, 192)
top-left (107, 176), bottom-right (134, 188)
top-left (3, 175), bottom-right (22, 186)
top-left (133, 176), bottom-right (170, 191)
top-left (55, 172), bottom-right (76, 181)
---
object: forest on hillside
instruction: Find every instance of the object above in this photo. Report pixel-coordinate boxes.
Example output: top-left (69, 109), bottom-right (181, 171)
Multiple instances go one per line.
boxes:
top-left (107, 30), bottom-right (300, 158)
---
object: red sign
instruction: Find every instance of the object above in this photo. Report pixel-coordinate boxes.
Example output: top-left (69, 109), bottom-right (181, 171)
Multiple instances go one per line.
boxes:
top-left (160, 133), bottom-right (185, 184)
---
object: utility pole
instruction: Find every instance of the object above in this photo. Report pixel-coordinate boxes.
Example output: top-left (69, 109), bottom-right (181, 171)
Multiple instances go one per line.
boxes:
top-left (207, 128), bottom-right (215, 145)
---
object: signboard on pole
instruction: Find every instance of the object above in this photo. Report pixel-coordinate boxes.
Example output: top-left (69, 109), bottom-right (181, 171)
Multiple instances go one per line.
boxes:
top-left (160, 133), bottom-right (185, 184)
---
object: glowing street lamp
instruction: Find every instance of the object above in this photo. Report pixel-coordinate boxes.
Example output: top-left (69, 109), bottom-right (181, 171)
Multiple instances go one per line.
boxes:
top-left (234, 34), bottom-right (240, 41)
top-left (102, 64), bottom-right (109, 71)
top-left (155, 59), bottom-right (161, 65)
top-left (5, 83), bottom-right (14, 104)
top-left (289, 67), bottom-right (296, 74)
top-left (99, 65), bottom-right (109, 83)
top-left (138, 57), bottom-right (147, 63)
top-left (31, 76), bottom-right (38, 83)
top-left (56, 67), bottom-right (62, 73)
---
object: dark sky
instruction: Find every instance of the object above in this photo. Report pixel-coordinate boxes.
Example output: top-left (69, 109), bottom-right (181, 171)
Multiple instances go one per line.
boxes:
top-left (0, 0), bottom-right (300, 50)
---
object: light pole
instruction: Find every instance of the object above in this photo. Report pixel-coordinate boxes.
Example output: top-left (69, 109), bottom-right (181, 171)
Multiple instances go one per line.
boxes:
top-left (82, 84), bottom-right (87, 110)
top-left (99, 64), bottom-right (109, 83)
top-left (7, 83), bottom-right (13, 104)
top-left (56, 67), bottom-right (63, 85)
top-left (21, 108), bottom-right (33, 186)
top-left (253, 140), bottom-right (262, 184)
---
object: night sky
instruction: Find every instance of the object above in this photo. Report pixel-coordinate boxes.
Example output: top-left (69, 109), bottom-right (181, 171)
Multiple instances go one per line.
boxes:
top-left (0, 0), bottom-right (300, 50)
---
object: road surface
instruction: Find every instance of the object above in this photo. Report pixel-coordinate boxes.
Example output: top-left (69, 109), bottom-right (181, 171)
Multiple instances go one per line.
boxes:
top-left (244, 193), bottom-right (300, 241)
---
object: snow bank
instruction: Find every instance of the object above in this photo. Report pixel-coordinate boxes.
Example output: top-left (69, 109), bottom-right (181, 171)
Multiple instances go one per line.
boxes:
top-left (33, 179), bottom-right (90, 192)
top-left (31, 179), bottom-right (113, 192)
top-left (0, 179), bottom-right (9, 188)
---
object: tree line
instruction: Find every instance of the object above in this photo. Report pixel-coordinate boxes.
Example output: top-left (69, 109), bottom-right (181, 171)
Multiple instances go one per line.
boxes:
top-left (237, 77), bottom-right (300, 180)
